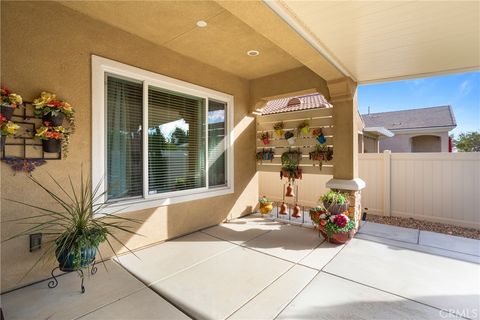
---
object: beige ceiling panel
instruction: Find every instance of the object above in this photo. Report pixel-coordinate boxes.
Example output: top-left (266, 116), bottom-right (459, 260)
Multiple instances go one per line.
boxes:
top-left (163, 10), bottom-right (302, 79)
top-left (60, 1), bottom-right (225, 45)
top-left (280, 0), bottom-right (480, 83)
top-left (216, 0), bottom-right (343, 80)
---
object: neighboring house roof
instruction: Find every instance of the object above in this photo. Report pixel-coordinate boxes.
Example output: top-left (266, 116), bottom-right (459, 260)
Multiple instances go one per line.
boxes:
top-left (361, 105), bottom-right (456, 131)
top-left (261, 93), bottom-right (332, 115)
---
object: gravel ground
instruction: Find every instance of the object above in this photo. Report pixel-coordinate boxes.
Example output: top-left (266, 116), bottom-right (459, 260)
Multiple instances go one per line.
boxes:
top-left (366, 214), bottom-right (480, 240)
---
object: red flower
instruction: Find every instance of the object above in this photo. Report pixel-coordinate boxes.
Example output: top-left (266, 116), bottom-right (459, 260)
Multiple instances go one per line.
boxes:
top-left (1, 87), bottom-right (11, 96)
top-left (333, 214), bottom-right (348, 228)
top-left (47, 100), bottom-right (63, 108)
top-left (320, 220), bottom-right (327, 226)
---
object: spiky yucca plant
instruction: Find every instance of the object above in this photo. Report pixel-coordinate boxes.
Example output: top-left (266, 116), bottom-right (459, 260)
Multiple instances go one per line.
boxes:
top-left (2, 170), bottom-right (141, 280)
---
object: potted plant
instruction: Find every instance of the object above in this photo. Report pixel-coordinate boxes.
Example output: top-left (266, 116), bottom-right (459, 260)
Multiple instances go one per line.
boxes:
top-left (280, 150), bottom-right (302, 182)
top-left (310, 206), bottom-right (355, 244)
top-left (1, 87), bottom-right (23, 120)
top-left (33, 91), bottom-right (74, 127)
top-left (312, 128), bottom-right (326, 144)
top-left (256, 149), bottom-right (274, 163)
top-left (321, 190), bottom-right (350, 215)
top-left (3, 170), bottom-right (140, 283)
top-left (297, 121), bottom-right (310, 136)
top-left (1, 115), bottom-right (20, 149)
top-left (35, 123), bottom-right (65, 153)
top-left (260, 132), bottom-right (270, 145)
top-left (284, 131), bottom-right (296, 145)
top-left (259, 196), bottom-right (273, 214)
top-left (273, 121), bottom-right (284, 137)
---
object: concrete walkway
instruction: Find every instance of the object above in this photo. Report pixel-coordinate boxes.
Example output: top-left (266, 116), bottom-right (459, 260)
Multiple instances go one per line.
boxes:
top-left (2, 217), bottom-right (479, 320)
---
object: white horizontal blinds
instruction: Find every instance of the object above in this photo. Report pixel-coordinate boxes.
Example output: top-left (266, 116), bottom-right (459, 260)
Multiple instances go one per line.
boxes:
top-left (148, 86), bottom-right (206, 194)
top-left (208, 100), bottom-right (227, 187)
top-left (106, 75), bottom-right (143, 200)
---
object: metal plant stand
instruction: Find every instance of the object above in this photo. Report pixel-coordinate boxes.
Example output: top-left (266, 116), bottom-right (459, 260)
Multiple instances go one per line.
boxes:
top-left (48, 261), bottom-right (97, 294)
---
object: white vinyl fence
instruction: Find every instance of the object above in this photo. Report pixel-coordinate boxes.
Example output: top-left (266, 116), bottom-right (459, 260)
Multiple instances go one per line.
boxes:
top-left (259, 152), bottom-right (480, 229)
top-left (359, 152), bottom-right (480, 229)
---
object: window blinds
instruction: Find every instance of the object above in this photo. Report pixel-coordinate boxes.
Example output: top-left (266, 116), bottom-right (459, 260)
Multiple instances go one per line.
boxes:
top-left (106, 75), bottom-right (143, 200)
top-left (148, 86), bottom-right (206, 194)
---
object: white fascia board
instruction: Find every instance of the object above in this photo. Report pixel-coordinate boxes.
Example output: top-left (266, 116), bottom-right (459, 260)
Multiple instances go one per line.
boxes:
top-left (363, 127), bottom-right (394, 138)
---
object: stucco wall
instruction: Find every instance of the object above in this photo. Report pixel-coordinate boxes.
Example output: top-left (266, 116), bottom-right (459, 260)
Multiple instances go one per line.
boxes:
top-left (1, 1), bottom-right (259, 292)
top-left (380, 131), bottom-right (449, 153)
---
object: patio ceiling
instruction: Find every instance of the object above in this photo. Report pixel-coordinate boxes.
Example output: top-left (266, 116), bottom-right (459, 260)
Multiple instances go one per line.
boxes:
top-left (266, 1), bottom-right (480, 83)
top-left (59, 1), bottom-right (303, 80)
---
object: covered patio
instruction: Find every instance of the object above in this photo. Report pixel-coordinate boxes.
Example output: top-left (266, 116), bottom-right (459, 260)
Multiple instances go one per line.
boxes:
top-left (3, 215), bottom-right (479, 319)
top-left (1, 1), bottom-right (479, 320)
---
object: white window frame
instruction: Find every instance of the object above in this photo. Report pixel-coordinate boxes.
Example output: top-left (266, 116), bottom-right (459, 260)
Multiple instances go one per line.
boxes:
top-left (92, 55), bottom-right (234, 214)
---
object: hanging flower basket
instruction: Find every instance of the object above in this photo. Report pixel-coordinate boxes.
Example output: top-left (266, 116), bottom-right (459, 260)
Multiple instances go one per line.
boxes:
top-left (298, 121), bottom-right (310, 136)
top-left (1, 87), bottom-right (23, 120)
top-left (284, 131), bottom-right (296, 145)
top-left (273, 121), bottom-right (284, 138)
top-left (43, 111), bottom-right (65, 126)
top-left (42, 139), bottom-right (61, 153)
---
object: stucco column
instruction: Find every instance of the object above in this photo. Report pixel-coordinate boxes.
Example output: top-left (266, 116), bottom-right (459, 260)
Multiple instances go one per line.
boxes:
top-left (326, 77), bottom-right (365, 226)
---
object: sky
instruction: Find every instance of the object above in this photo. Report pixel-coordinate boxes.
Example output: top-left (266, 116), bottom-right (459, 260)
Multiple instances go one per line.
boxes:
top-left (357, 71), bottom-right (480, 136)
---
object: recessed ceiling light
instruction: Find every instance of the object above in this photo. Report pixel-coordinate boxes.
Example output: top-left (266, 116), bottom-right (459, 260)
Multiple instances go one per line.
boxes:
top-left (247, 50), bottom-right (260, 57)
top-left (196, 20), bottom-right (207, 28)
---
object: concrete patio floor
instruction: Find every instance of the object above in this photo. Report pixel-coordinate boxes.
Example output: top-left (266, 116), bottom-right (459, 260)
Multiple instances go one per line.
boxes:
top-left (2, 215), bottom-right (479, 320)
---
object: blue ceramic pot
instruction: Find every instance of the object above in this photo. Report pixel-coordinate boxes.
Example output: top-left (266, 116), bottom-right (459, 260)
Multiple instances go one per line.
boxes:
top-left (56, 246), bottom-right (97, 271)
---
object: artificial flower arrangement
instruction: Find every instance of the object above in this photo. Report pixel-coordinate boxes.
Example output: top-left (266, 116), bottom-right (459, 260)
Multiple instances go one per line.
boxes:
top-left (1, 87), bottom-right (23, 120)
top-left (260, 132), bottom-right (270, 145)
top-left (297, 120), bottom-right (310, 136)
top-left (33, 91), bottom-right (74, 127)
top-left (35, 123), bottom-right (66, 153)
top-left (0, 114), bottom-right (20, 149)
top-left (259, 195), bottom-right (273, 214)
top-left (273, 121), bottom-right (284, 137)
top-left (309, 205), bottom-right (355, 244)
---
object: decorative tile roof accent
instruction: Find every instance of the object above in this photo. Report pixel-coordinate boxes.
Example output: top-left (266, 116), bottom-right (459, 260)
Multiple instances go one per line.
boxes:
top-left (261, 93), bottom-right (332, 115)
top-left (361, 105), bottom-right (456, 130)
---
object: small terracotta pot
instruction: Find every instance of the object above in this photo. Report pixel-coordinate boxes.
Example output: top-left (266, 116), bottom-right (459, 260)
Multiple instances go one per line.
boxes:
top-left (318, 225), bottom-right (355, 244)
top-left (292, 205), bottom-right (301, 218)
top-left (279, 202), bottom-right (288, 215)
top-left (285, 183), bottom-right (295, 197)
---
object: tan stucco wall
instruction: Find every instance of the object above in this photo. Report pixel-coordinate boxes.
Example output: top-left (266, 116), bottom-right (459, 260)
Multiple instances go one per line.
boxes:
top-left (249, 66), bottom-right (330, 111)
top-left (1, 1), bottom-right (259, 292)
top-left (380, 131), bottom-right (449, 153)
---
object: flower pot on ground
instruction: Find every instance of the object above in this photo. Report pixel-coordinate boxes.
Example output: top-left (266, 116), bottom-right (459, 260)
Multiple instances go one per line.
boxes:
top-left (259, 196), bottom-right (273, 214)
top-left (321, 190), bottom-right (350, 215)
top-left (1, 87), bottom-right (23, 120)
top-left (310, 207), bottom-right (355, 244)
top-left (2, 170), bottom-right (141, 284)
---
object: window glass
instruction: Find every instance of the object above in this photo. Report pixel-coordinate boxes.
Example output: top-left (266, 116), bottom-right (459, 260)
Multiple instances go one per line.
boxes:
top-left (208, 100), bottom-right (227, 187)
top-left (148, 87), bottom-right (206, 194)
top-left (106, 75), bottom-right (143, 200)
